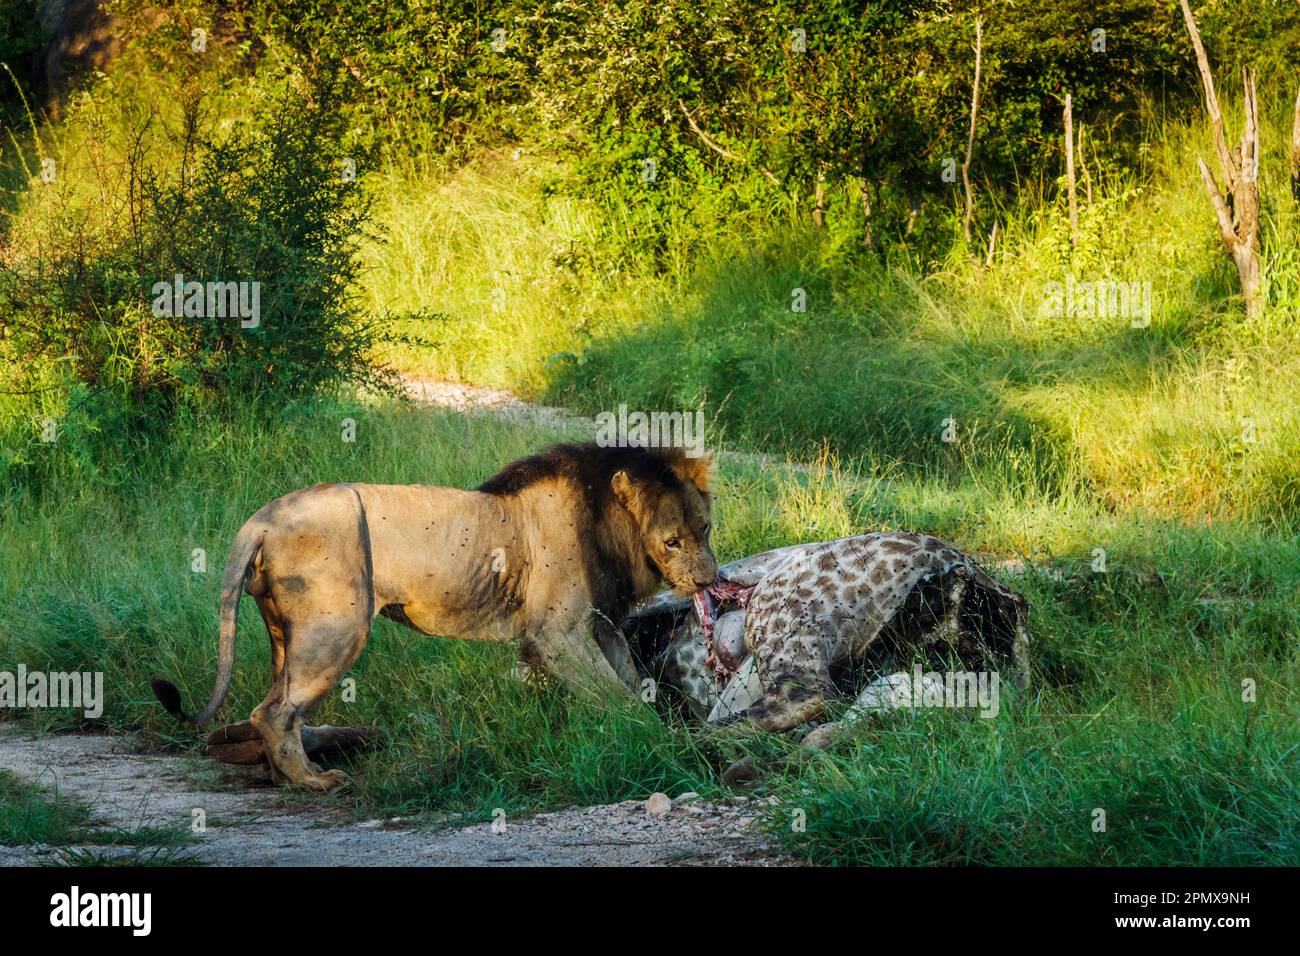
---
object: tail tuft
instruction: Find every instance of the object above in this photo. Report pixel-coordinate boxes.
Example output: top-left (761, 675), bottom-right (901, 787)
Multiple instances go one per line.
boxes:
top-left (151, 679), bottom-right (187, 721)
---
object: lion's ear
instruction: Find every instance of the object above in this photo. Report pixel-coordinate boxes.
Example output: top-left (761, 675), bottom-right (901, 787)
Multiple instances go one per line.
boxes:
top-left (611, 470), bottom-right (649, 520)
top-left (670, 450), bottom-right (715, 496)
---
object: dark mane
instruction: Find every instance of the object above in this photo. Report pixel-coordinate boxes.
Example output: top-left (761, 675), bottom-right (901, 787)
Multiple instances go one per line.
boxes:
top-left (477, 442), bottom-right (688, 508)
top-left (476, 442), bottom-right (698, 641)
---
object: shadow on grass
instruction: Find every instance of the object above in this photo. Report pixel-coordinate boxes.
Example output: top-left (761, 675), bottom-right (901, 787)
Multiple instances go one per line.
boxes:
top-left (541, 238), bottom-right (1213, 485)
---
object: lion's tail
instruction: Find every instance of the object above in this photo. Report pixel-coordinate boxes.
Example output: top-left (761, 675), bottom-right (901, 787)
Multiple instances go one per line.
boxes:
top-left (151, 521), bottom-right (264, 725)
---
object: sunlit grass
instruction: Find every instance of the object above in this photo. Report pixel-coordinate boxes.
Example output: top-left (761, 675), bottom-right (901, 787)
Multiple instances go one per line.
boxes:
top-left (1, 401), bottom-right (1297, 863)
top-left (355, 96), bottom-right (1300, 524)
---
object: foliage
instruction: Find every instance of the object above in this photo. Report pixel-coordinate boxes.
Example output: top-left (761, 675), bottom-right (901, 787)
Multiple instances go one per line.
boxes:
top-left (0, 0), bottom-right (46, 107)
top-left (0, 72), bottom-right (396, 409)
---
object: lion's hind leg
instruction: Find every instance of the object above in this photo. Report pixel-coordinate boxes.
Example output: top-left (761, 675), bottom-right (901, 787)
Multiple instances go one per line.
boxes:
top-left (254, 593), bottom-right (288, 681)
top-left (246, 485), bottom-right (375, 792)
top-left (251, 606), bottom-right (371, 792)
top-left (249, 594), bottom-right (291, 785)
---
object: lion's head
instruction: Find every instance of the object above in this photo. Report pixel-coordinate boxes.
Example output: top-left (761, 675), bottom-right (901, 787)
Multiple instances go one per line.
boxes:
top-left (476, 441), bottom-right (719, 602)
top-left (611, 450), bottom-right (718, 596)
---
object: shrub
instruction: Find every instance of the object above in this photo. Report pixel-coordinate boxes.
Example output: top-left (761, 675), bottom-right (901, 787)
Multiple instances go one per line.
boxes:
top-left (0, 72), bottom-right (397, 404)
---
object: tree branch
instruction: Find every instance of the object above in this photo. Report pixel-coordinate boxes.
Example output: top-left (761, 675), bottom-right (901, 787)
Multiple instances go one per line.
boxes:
top-left (677, 100), bottom-right (780, 187)
top-left (1197, 158), bottom-right (1237, 251)
top-left (1292, 85), bottom-right (1300, 202)
top-left (1178, 0), bottom-right (1234, 192)
top-left (1065, 94), bottom-right (1077, 247)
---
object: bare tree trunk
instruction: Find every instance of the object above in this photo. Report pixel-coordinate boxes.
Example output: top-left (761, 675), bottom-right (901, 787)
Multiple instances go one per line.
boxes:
top-left (985, 221), bottom-right (1000, 268)
top-left (962, 14), bottom-right (983, 246)
top-left (860, 177), bottom-right (874, 249)
top-left (1292, 86), bottom-right (1300, 203)
top-left (813, 167), bottom-right (826, 230)
top-left (1078, 121), bottom-right (1093, 207)
top-left (1179, 0), bottom-right (1263, 321)
top-left (1065, 94), bottom-right (1078, 248)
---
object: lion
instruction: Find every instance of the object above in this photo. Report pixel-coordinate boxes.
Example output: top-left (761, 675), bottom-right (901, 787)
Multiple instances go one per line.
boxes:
top-left (151, 442), bottom-right (718, 791)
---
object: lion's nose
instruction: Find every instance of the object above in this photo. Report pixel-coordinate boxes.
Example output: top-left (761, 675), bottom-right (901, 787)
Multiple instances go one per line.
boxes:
top-left (694, 561), bottom-right (718, 587)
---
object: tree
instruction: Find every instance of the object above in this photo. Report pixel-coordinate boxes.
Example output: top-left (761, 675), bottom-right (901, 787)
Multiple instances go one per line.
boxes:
top-left (1179, 0), bottom-right (1262, 321)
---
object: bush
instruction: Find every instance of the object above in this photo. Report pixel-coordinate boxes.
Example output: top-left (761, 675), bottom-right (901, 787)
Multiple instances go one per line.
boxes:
top-left (92, 0), bottom-right (1300, 263)
top-left (0, 72), bottom-right (397, 404)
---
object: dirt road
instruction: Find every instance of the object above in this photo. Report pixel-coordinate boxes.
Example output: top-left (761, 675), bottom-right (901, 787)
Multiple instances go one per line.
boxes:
top-left (0, 728), bottom-right (793, 866)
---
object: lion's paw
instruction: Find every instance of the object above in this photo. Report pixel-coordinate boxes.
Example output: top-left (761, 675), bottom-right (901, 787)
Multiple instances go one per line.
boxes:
top-left (302, 768), bottom-right (352, 793)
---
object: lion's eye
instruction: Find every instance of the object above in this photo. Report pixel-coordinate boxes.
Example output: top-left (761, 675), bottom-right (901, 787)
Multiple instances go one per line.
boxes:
top-left (665, 537), bottom-right (681, 550)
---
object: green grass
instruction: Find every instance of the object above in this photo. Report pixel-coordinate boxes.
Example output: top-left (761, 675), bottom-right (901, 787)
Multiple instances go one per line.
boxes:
top-left (1, 399), bottom-right (1296, 864)
top-left (359, 97), bottom-right (1300, 525)
top-left (762, 700), bottom-right (1298, 866)
top-left (0, 769), bottom-right (196, 864)
top-left (0, 769), bottom-right (101, 847)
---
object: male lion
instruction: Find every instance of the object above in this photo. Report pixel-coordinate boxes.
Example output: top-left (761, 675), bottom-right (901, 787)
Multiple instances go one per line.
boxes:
top-left (152, 442), bottom-right (718, 791)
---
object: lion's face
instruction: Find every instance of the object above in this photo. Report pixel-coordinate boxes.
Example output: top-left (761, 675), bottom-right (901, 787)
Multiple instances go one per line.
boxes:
top-left (642, 483), bottom-right (717, 596)
top-left (612, 457), bottom-right (718, 597)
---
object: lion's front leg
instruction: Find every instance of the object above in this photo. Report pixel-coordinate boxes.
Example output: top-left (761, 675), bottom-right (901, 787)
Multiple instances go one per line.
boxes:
top-left (594, 623), bottom-right (642, 690)
top-left (522, 617), bottom-right (637, 697)
top-left (520, 582), bottom-right (639, 695)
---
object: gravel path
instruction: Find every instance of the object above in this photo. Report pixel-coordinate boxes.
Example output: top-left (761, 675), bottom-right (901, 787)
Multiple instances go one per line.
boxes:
top-left (402, 377), bottom-right (593, 435)
top-left (400, 375), bottom-right (815, 476)
top-left (0, 728), bottom-right (793, 866)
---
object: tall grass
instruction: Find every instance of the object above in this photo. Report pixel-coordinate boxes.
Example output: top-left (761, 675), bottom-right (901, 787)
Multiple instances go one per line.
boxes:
top-left (360, 97), bottom-right (1300, 524)
top-left (1, 399), bottom-right (1296, 862)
